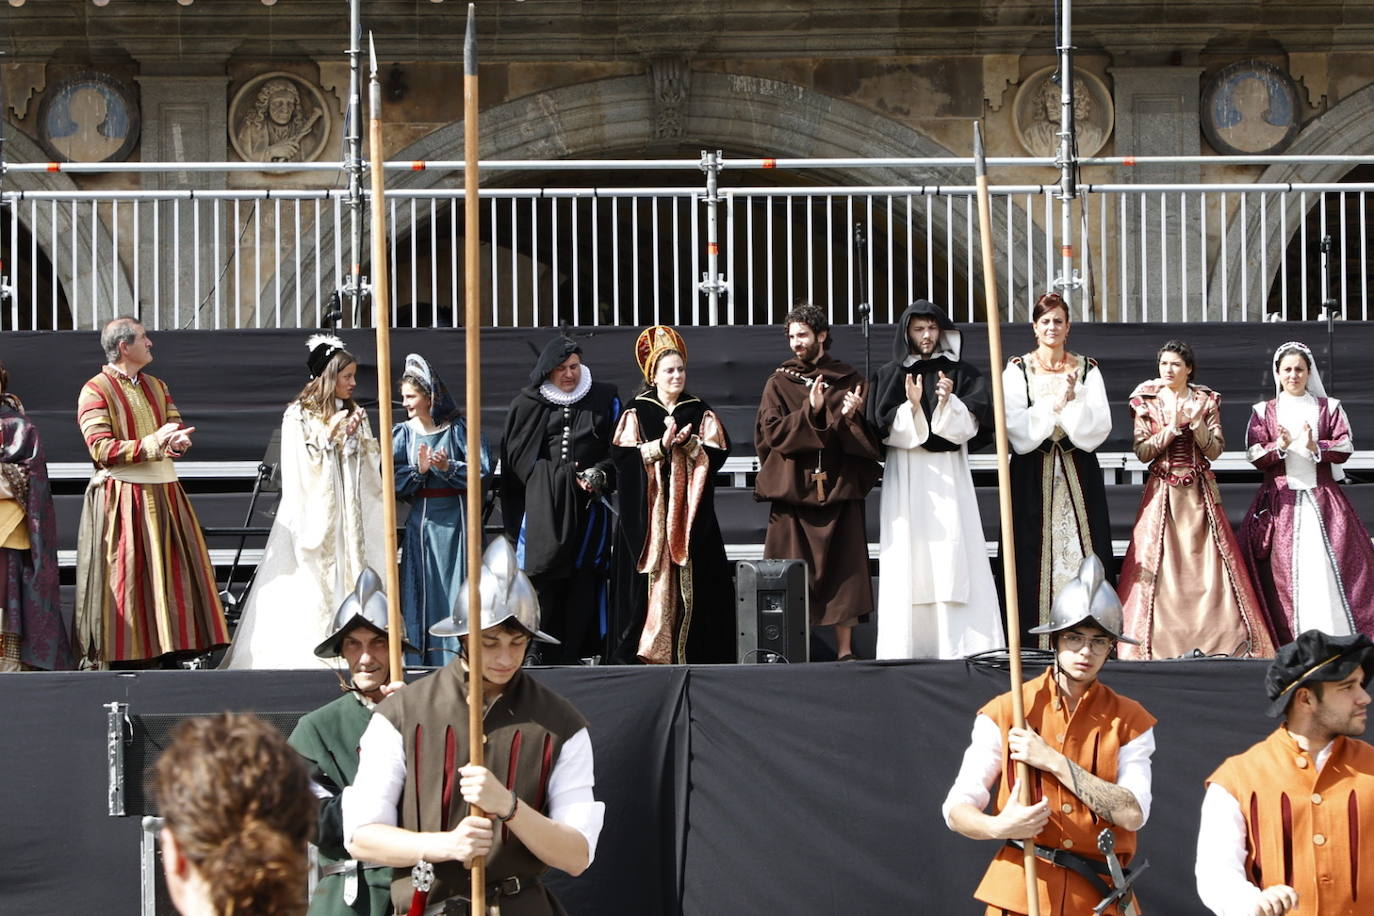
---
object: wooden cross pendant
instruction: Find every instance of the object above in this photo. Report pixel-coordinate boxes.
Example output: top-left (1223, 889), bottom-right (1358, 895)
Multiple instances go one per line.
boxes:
top-left (808, 466), bottom-right (829, 502)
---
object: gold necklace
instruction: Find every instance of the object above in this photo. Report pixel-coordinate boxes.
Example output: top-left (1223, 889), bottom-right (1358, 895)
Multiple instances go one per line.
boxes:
top-left (1033, 349), bottom-right (1070, 373)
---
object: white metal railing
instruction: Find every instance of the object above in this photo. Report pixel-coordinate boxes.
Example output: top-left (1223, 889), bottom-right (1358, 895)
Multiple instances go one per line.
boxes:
top-left (4, 154), bottom-right (1374, 330)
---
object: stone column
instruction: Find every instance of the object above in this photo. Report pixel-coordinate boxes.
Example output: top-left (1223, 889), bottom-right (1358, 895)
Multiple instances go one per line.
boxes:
top-left (135, 74), bottom-right (228, 329)
top-left (1108, 66), bottom-right (1206, 319)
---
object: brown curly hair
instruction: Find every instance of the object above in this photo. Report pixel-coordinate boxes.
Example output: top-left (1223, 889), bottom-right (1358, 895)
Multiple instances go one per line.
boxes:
top-left (154, 713), bottom-right (315, 915)
top-left (293, 349), bottom-right (359, 417)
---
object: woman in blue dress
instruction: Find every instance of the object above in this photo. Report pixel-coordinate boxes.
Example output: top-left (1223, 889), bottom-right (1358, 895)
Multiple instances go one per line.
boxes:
top-left (393, 354), bottom-right (491, 665)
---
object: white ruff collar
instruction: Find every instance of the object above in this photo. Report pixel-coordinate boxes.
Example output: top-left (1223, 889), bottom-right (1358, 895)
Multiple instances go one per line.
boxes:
top-left (539, 365), bottom-right (593, 405)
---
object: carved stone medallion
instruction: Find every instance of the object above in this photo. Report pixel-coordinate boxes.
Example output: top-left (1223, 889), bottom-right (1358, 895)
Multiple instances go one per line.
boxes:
top-left (229, 71), bottom-right (332, 164)
top-left (1012, 66), bottom-right (1114, 158)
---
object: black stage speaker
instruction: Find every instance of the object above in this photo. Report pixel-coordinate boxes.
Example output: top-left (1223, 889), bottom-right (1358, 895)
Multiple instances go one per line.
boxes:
top-left (735, 559), bottom-right (809, 663)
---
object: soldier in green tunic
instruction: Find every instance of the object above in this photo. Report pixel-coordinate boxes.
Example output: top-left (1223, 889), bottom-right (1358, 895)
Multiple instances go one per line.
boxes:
top-left (289, 568), bottom-right (409, 915)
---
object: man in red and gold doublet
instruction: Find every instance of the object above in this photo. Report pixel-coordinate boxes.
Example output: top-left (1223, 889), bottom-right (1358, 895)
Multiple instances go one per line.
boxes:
top-left (945, 557), bottom-right (1156, 916)
top-left (74, 318), bottom-right (227, 666)
top-left (1197, 631), bottom-right (1374, 916)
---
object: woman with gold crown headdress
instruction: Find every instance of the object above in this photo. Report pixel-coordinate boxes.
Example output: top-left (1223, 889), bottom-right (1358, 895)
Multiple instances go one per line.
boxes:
top-left (611, 326), bottom-right (733, 664)
top-left (1239, 341), bottom-right (1374, 643)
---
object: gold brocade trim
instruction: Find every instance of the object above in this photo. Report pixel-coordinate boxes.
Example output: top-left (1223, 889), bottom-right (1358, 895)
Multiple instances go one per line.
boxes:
top-left (676, 560), bottom-right (693, 664)
top-left (0, 631), bottom-right (20, 662)
top-left (1037, 450), bottom-right (1055, 637)
top-left (115, 374), bottom-right (161, 439)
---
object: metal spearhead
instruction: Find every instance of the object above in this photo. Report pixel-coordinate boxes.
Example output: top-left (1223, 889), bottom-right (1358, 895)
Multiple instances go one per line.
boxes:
top-left (367, 32), bottom-right (381, 120)
top-left (465, 4), bottom-right (477, 76)
top-left (973, 120), bottom-right (987, 180)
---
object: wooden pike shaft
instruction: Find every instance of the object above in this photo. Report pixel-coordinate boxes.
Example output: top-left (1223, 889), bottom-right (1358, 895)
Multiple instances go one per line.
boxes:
top-left (463, 5), bottom-right (487, 912)
top-left (973, 121), bottom-right (1040, 916)
top-left (367, 38), bottom-right (405, 688)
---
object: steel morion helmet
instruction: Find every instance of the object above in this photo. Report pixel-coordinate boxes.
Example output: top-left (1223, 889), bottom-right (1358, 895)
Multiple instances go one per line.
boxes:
top-left (430, 538), bottom-right (559, 644)
top-left (314, 567), bottom-right (418, 658)
top-left (1028, 554), bottom-right (1138, 645)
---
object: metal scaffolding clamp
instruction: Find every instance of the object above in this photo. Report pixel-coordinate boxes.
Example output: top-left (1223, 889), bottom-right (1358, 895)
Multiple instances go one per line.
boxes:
top-left (105, 701), bottom-right (131, 817)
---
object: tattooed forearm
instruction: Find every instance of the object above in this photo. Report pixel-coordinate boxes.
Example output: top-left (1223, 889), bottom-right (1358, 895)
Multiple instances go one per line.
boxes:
top-left (1065, 760), bottom-right (1142, 826)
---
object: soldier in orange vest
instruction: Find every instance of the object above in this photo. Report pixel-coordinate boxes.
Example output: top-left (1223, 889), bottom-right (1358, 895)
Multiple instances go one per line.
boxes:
top-left (943, 556), bottom-right (1157, 915)
top-left (1197, 630), bottom-right (1374, 916)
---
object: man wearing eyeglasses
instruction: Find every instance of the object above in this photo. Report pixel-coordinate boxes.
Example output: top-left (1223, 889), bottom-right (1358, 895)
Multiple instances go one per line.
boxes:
top-left (942, 555), bottom-right (1157, 915)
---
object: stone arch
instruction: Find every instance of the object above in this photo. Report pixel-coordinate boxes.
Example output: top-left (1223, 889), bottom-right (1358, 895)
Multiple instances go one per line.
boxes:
top-left (1207, 82), bottom-right (1374, 319)
top-left (2, 129), bottom-right (134, 329)
top-left (275, 71), bottom-right (1040, 325)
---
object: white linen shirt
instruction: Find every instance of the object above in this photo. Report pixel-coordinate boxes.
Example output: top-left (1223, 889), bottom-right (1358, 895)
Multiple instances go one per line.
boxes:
top-left (342, 713), bottom-right (605, 863)
top-left (941, 713), bottom-right (1156, 826)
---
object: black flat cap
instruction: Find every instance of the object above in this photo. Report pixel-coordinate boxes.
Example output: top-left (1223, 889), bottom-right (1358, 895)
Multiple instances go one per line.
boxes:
top-left (1265, 630), bottom-right (1374, 717)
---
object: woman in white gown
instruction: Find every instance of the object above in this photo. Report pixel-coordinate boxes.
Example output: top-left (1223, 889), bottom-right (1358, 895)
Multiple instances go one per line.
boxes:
top-left (221, 335), bottom-right (385, 668)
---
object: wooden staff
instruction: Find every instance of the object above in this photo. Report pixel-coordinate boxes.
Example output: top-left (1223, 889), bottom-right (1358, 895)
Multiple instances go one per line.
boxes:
top-left (973, 121), bottom-right (1039, 915)
top-left (462, 6), bottom-right (488, 912)
top-left (367, 35), bottom-right (405, 686)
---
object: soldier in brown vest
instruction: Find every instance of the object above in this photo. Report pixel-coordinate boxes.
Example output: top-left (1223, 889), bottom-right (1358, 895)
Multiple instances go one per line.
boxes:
top-left (943, 556), bottom-right (1157, 915)
top-left (342, 540), bottom-right (604, 915)
top-left (1197, 630), bottom-right (1374, 916)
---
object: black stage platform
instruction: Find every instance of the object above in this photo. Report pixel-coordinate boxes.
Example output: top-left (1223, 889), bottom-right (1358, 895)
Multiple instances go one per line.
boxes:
top-left (3, 660), bottom-right (1280, 915)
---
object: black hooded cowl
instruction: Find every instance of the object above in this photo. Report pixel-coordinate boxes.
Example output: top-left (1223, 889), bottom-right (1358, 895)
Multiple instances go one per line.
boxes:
top-left (867, 300), bottom-right (992, 453)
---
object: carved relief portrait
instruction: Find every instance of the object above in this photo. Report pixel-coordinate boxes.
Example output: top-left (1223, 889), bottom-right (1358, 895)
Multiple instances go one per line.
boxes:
top-left (1012, 66), bottom-right (1113, 158)
top-left (230, 72), bottom-right (331, 164)
top-left (1201, 61), bottom-right (1300, 156)
top-left (39, 73), bottom-right (140, 163)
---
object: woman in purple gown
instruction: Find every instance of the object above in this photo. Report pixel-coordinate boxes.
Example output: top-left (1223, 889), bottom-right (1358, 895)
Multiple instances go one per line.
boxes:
top-left (1239, 341), bottom-right (1374, 643)
top-left (0, 361), bottom-right (72, 670)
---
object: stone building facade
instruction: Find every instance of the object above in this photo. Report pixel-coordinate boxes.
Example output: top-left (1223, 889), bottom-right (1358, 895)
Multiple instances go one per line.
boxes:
top-left (3, 1), bottom-right (1373, 327)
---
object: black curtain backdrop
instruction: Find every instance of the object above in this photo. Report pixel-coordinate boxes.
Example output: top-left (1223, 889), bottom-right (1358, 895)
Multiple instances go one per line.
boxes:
top-left (1, 660), bottom-right (1284, 915)
top-left (6, 322), bottom-right (1373, 464)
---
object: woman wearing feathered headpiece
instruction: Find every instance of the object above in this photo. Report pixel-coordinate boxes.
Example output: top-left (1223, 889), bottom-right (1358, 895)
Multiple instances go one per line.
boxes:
top-left (1239, 341), bottom-right (1374, 643)
top-left (393, 353), bottom-right (492, 665)
top-left (222, 334), bottom-right (386, 669)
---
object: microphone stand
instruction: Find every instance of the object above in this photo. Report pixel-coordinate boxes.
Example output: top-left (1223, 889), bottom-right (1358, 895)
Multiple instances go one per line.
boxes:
top-left (1320, 234), bottom-right (1339, 395)
top-left (854, 222), bottom-right (871, 379)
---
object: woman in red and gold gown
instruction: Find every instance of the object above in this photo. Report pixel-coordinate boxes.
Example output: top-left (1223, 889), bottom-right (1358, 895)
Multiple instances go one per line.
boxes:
top-left (1116, 340), bottom-right (1275, 659)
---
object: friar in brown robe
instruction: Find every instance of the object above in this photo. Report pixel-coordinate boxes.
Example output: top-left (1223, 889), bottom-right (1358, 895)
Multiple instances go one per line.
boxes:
top-left (753, 303), bottom-right (883, 660)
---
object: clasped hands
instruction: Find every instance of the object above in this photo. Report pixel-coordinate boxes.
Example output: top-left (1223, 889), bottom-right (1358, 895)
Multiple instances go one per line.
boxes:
top-left (417, 443), bottom-right (451, 474)
top-left (660, 418), bottom-right (695, 452)
top-left (1054, 373), bottom-right (1077, 412)
top-left (424, 765), bottom-right (517, 867)
top-left (1276, 422), bottom-right (1316, 455)
top-left (154, 423), bottom-right (194, 458)
top-left (326, 407), bottom-right (367, 441)
top-left (904, 371), bottom-right (953, 409)
top-left (809, 377), bottom-right (866, 418)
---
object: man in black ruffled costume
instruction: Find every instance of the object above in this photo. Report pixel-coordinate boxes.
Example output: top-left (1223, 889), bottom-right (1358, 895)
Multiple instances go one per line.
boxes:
top-left (499, 335), bottom-right (620, 664)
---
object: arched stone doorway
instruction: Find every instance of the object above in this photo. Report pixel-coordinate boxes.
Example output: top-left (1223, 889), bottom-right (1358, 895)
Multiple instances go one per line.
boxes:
top-left (1209, 82), bottom-right (1374, 321)
top-left (0, 129), bottom-right (133, 330)
top-left (277, 71), bottom-right (1042, 327)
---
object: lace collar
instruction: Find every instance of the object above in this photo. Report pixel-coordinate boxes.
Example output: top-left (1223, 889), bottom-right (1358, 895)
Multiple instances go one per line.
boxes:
top-left (539, 365), bottom-right (594, 406)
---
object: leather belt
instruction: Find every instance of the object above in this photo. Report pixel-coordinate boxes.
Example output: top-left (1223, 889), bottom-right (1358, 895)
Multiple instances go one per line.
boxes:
top-left (1007, 839), bottom-right (1118, 900)
top-left (422, 875), bottom-right (538, 916)
top-left (416, 487), bottom-right (464, 498)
